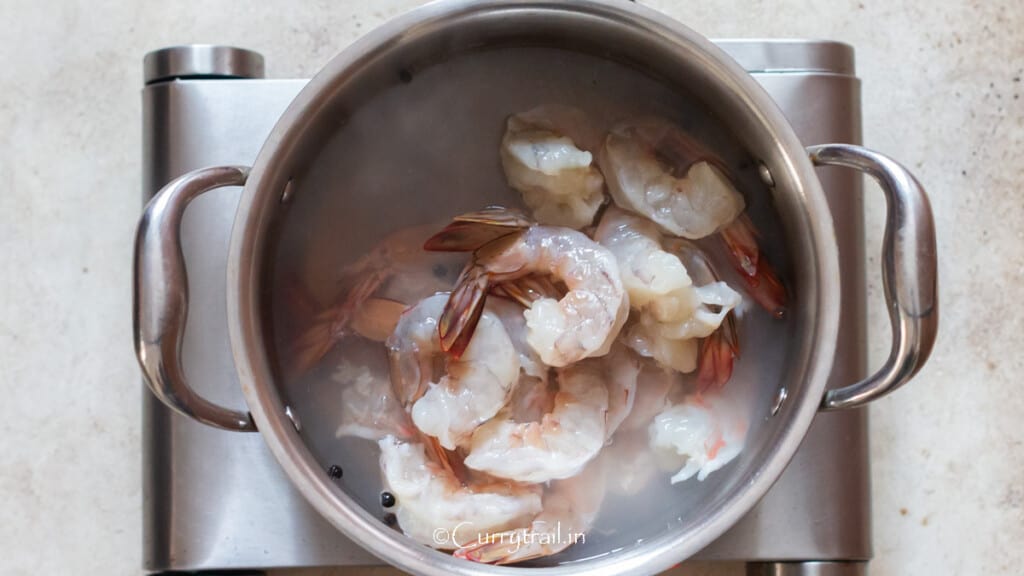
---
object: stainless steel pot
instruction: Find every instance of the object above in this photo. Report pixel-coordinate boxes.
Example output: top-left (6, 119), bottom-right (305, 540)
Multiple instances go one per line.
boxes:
top-left (133, 1), bottom-right (938, 574)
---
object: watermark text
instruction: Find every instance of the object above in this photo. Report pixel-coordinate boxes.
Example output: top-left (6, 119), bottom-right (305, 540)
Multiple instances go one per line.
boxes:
top-left (432, 521), bottom-right (585, 554)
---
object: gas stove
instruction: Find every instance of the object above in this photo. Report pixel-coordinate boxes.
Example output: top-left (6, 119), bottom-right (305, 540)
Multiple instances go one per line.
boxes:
top-left (141, 40), bottom-right (869, 576)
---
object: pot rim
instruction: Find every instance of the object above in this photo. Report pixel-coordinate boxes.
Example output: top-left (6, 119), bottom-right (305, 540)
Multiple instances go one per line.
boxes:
top-left (226, 1), bottom-right (841, 574)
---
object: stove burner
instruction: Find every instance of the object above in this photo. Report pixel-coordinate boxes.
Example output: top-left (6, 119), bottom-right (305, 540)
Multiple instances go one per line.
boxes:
top-left (141, 41), bottom-right (870, 576)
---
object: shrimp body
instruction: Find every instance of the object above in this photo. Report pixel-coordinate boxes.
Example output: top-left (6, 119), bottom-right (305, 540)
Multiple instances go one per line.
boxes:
top-left (595, 207), bottom-right (740, 373)
top-left (595, 206), bottom-right (701, 318)
top-left (334, 358), bottom-right (414, 442)
top-left (379, 435), bottom-right (542, 550)
top-left (487, 295), bottom-right (560, 423)
top-left (426, 210), bottom-right (628, 367)
top-left (598, 116), bottom-right (787, 317)
top-left (464, 358), bottom-right (609, 483)
top-left (456, 457), bottom-right (606, 564)
top-left (501, 105), bottom-right (606, 229)
top-left (387, 294), bottom-right (520, 450)
top-left (492, 225), bottom-right (628, 367)
top-left (648, 395), bottom-right (747, 483)
top-left (486, 295), bottom-right (549, 382)
top-left (622, 319), bottom-right (699, 373)
top-left (619, 360), bottom-right (681, 433)
top-left (598, 117), bottom-right (745, 239)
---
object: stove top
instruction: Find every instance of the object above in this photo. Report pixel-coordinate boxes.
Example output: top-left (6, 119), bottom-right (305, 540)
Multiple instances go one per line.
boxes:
top-left (141, 40), bottom-right (869, 576)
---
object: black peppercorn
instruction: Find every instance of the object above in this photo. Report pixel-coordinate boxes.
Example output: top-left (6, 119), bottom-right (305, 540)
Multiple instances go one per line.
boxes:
top-left (327, 464), bottom-right (343, 479)
top-left (381, 491), bottom-right (396, 508)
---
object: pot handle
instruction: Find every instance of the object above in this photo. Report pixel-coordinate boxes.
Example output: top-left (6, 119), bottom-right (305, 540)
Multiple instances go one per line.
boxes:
top-left (133, 166), bottom-right (257, 431)
top-left (808, 144), bottom-right (938, 410)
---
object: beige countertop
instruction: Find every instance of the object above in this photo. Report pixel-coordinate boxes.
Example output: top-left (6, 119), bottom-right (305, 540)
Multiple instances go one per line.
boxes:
top-left (1, 0), bottom-right (1020, 574)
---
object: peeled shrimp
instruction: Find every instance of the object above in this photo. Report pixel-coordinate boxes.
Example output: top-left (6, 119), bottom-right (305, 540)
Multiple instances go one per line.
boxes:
top-left (387, 294), bottom-right (520, 450)
top-left (598, 116), bottom-right (787, 317)
top-left (334, 357), bottom-right (414, 442)
top-left (595, 206), bottom-right (740, 373)
top-left (619, 360), bottom-right (681, 433)
top-left (621, 319), bottom-right (699, 374)
top-left (649, 393), bottom-right (747, 483)
top-left (500, 105), bottom-right (607, 229)
top-left (455, 456), bottom-right (605, 564)
top-left (487, 294), bottom-right (558, 424)
top-left (424, 207), bottom-right (628, 367)
top-left (463, 358), bottom-right (609, 483)
top-left (598, 116), bottom-right (744, 239)
top-left (378, 435), bottom-right (542, 550)
top-left (486, 295), bottom-right (549, 382)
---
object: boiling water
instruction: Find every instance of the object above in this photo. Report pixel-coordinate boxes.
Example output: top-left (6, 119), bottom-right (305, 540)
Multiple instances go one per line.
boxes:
top-left (269, 46), bottom-right (793, 565)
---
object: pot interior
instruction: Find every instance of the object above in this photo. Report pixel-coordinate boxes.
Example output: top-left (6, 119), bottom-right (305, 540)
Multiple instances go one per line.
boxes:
top-left (244, 2), bottom-right (828, 571)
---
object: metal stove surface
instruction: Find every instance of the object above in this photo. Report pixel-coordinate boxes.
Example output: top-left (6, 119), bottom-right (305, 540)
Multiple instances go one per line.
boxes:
top-left (141, 40), bottom-right (868, 576)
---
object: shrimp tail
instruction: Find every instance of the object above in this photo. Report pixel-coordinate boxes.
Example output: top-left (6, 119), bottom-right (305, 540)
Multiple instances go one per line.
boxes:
top-left (439, 264), bottom-right (490, 358)
top-left (421, 433), bottom-right (470, 484)
top-left (492, 275), bottom-right (563, 308)
top-left (719, 215), bottom-right (787, 319)
top-left (289, 271), bottom-right (388, 376)
top-left (289, 311), bottom-right (347, 378)
top-left (348, 297), bottom-right (408, 343)
top-left (278, 279), bottom-right (326, 377)
top-left (387, 347), bottom-right (424, 408)
top-left (423, 206), bottom-right (533, 252)
top-left (431, 207), bottom-right (536, 356)
top-left (489, 284), bottom-right (531, 308)
top-left (696, 313), bottom-right (738, 392)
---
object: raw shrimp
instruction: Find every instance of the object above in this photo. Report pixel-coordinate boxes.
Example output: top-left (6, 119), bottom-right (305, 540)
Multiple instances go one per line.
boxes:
top-left (455, 456), bottom-right (606, 564)
top-left (595, 206), bottom-right (740, 374)
top-left (621, 319), bottom-right (699, 374)
top-left (501, 105), bottom-right (607, 229)
top-left (485, 295), bottom-right (549, 382)
top-left (598, 116), bottom-right (744, 239)
top-left (488, 294), bottom-right (559, 424)
top-left (648, 393), bottom-right (748, 483)
top-left (424, 207), bottom-right (628, 367)
top-left (463, 358), bottom-right (609, 483)
top-left (378, 435), bottom-right (542, 550)
top-left (387, 294), bottom-right (520, 450)
top-left (597, 116), bottom-right (787, 317)
top-left (333, 357), bottom-right (415, 442)
top-left (292, 223), bottom-right (463, 374)
top-left (619, 360), bottom-right (681, 432)
top-left (504, 375), bottom-right (555, 424)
